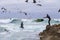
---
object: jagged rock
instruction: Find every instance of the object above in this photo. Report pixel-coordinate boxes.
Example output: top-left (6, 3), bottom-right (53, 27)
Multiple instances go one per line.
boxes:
top-left (39, 24), bottom-right (60, 40)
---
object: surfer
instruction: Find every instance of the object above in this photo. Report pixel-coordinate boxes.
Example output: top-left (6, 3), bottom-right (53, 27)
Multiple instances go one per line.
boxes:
top-left (44, 14), bottom-right (51, 26)
top-left (25, 0), bottom-right (36, 3)
top-left (20, 21), bottom-right (24, 29)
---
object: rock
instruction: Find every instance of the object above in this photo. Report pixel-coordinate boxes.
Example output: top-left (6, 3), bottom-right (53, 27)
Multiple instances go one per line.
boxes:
top-left (39, 24), bottom-right (60, 40)
top-left (34, 19), bottom-right (44, 22)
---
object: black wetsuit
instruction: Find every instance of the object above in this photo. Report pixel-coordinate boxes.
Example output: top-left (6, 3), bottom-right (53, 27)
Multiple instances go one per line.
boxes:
top-left (46, 14), bottom-right (51, 26)
top-left (21, 22), bottom-right (24, 29)
top-left (25, 0), bottom-right (36, 3)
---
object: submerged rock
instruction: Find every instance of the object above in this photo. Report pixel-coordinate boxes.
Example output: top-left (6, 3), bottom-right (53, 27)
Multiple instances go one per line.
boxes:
top-left (39, 24), bottom-right (60, 40)
top-left (34, 19), bottom-right (44, 22)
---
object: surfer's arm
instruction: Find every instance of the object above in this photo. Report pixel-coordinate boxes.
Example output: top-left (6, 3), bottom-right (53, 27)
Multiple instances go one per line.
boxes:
top-left (43, 17), bottom-right (47, 18)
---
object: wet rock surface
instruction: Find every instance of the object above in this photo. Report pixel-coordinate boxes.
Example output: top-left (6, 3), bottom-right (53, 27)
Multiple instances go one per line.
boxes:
top-left (39, 24), bottom-right (60, 40)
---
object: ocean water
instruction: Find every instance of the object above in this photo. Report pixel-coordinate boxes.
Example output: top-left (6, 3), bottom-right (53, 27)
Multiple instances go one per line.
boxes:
top-left (0, 18), bottom-right (60, 40)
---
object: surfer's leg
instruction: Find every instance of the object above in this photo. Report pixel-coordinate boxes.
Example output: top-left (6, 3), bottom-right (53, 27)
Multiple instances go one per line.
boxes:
top-left (48, 20), bottom-right (50, 26)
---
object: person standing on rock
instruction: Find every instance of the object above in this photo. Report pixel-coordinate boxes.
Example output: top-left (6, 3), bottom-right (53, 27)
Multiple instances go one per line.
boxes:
top-left (44, 14), bottom-right (51, 26)
top-left (25, 0), bottom-right (36, 3)
top-left (20, 21), bottom-right (24, 29)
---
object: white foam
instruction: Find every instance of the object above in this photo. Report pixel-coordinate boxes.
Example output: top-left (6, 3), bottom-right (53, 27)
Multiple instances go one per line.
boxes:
top-left (21, 19), bottom-right (33, 22)
top-left (0, 19), bottom-right (13, 23)
top-left (54, 19), bottom-right (60, 21)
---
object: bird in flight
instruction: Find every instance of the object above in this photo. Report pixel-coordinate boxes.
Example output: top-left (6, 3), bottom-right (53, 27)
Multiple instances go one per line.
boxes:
top-left (1, 7), bottom-right (6, 10)
top-left (25, 0), bottom-right (36, 3)
top-left (1, 7), bottom-right (7, 13)
top-left (19, 11), bottom-right (27, 15)
top-left (23, 12), bottom-right (27, 15)
top-left (58, 9), bottom-right (60, 12)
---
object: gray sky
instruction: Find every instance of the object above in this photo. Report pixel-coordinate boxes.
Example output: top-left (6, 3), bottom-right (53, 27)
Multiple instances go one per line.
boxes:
top-left (0, 0), bottom-right (60, 19)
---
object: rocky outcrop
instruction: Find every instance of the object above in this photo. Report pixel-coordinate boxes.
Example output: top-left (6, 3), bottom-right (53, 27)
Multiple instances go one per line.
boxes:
top-left (39, 24), bottom-right (60, 40)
